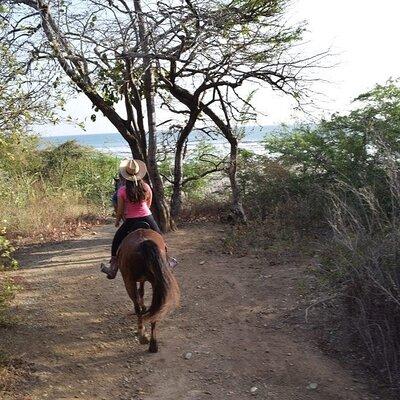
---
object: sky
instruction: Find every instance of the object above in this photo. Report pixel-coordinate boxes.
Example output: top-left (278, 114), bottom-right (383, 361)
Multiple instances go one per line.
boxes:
top-left (40, 0), bottom-right (400, 136)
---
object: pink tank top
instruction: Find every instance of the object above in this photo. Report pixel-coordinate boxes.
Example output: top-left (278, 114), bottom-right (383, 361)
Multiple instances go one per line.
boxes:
top-left (117, 183), bottom-right (152, 218)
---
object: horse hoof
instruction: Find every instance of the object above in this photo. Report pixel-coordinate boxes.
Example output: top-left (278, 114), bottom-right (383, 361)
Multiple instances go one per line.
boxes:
top-left (139, 335), bottom-right (149, 345)
top-left (149, 340), bottom-right (158, 353)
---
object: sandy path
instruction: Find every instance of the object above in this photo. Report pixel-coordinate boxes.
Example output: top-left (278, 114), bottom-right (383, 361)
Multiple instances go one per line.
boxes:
top-left (1, 223), bottom-right (378, 400)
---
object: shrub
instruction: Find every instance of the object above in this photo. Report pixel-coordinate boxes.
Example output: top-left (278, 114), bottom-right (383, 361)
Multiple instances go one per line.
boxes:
top-left (237, 150), bottom-right (326, 229)
top-left (40, 140), bottom-right (119, 207)
top-left (319, 160), bottom-right (400, 393)
top-left (0, 137), bottom-right (119, 240)
top-left (0, 231), bottom-right (18, 271)
top-left (0, 227), bottom-right (18, 325)
top-left (237, 81), bottom-right (400, 392)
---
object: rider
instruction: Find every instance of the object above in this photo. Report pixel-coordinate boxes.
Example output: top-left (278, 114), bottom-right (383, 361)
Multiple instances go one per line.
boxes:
top-left (111, 172), bottom-right (125, 213)
top-left (101, 159), bottom-right (162, 279)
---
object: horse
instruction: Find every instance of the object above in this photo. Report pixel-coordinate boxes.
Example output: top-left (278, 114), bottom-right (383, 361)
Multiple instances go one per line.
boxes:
top-left (117, 228), bottom-right (180, 353)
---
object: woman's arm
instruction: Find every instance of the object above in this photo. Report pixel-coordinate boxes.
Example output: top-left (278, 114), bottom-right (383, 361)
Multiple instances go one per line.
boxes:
top-left (145, 184), bottom-right (153, 208)
top-left (115, 195), bottom-right (125, 227)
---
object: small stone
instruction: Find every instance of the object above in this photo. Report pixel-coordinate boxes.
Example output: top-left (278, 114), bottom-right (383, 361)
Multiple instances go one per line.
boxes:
top-left (184, 352), bottom-right (193, 360)
top-left (199, 261), bottom-right (205, 265)
top-left (307, 382), bottom-right (318, 390)
top-left (250, 386), bottom-right (258, 395)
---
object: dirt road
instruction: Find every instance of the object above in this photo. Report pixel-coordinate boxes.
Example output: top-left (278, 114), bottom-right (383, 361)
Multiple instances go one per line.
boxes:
top-left (1, 223), bottom-right (378, 399)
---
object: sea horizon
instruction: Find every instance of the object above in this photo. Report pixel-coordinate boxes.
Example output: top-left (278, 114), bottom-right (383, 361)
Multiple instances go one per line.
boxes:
top-left (40, 125), bottom-right (284, 156)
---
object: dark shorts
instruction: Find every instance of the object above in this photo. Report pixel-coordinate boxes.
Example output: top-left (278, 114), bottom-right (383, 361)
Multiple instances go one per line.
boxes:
top-left (111, 215), bottom-right (162, 256)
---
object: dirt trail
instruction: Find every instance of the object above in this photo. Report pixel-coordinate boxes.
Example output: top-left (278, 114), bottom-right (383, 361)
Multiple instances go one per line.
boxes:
top-left (1, 223), bottom-right (378, 400)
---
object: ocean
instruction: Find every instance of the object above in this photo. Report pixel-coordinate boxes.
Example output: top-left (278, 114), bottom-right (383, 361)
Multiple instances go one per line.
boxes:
top-left (41, 125), bottom-right (280, 157)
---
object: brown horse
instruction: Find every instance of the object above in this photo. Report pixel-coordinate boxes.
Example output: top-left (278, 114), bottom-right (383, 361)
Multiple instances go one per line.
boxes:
top-left (117, 228), bottom-right (180, 353)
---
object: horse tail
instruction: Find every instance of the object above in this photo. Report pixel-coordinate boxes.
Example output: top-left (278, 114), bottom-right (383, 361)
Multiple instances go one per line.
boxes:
top-left (138, 240), bottom-right (180, 323)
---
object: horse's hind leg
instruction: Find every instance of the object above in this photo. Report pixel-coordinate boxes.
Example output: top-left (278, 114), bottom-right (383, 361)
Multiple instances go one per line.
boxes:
top-left (127, 282), bottom-right (149, 345)
top-left (149, 322), bottom-right (158, 353)
top-left (138, 281), bottom-right (147, 314)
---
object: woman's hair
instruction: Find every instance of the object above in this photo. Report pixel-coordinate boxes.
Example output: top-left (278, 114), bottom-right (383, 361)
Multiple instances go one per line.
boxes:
top-left (126, 179), bottom-right (147, 203)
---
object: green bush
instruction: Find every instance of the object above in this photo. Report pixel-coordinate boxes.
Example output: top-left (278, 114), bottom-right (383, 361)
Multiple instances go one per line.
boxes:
top-left (0, 277), bottom-right (18, 325)
top-left (0, 228), bottom-right (18, 271)
top-left (0, 227), bottom-right (18, 325)
top-left (159, 141), bottom-right (225, 202)
top-left (258, 80), bottom-right (400, 394)
top-left (0, 135), bottom-right (119, 240)
top-left (41, 140), bottom-right (119, 206)
top-left (237, 149), bottom-right (326, 228)
top-left (257, 80), bottom-right (400, 229)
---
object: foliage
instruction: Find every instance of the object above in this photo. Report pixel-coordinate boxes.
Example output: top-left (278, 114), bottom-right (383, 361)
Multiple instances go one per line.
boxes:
top-left (319, 163), bottom-right (400, 393)
top-left (0, 228), bottom-right (18, 326)
top-left (237, 149), bottom-right (326, 227)
top-left (0, 228), bottom-right (18, 271)
top-left (0, 134), bottom-right (119, 239)
top-left (0, 33), bottom-right (56, 135)
top-left (259, 80), bottom-right (400, 226)
top-left (160, 141), bottom-right (226, 201)
top-left (40, 140), bottom-right (119, 206)
top-left (266, 80), bottom-right (400, 184)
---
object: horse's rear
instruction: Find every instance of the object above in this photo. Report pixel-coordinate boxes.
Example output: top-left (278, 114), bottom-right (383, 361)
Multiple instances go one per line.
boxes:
top-left (118, 229), bottom-right (179, 352)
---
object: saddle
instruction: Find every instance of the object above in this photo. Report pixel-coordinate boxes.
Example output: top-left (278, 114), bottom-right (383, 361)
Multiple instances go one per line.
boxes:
top-left (126, 221), bottom-right (178, 268)
top-left (129, 221), bottom-right (151, 232)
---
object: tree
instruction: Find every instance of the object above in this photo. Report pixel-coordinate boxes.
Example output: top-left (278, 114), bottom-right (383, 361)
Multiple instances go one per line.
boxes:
top-left (3, 0), bottom-right (325, 224)
top-left (266, 80), bottom-right (400, 188)
top-left (0, 17), bottom-right (56, 175)
top-left (124, 0), bottom-right (326, 220)
top-left (0, 18), bottom-right (55, 135)
top-left (3, 0), bottom-right (174, 230)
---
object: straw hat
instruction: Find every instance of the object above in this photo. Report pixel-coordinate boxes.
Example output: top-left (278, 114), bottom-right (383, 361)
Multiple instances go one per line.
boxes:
top-left (119, 159), bottom-right (148, 182)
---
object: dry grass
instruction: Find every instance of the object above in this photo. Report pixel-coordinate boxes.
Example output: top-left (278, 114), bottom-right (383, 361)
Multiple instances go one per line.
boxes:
top-left (319, 164), bottom-right (400, 394)
top-left (0, 185), bottom-right (108, 243)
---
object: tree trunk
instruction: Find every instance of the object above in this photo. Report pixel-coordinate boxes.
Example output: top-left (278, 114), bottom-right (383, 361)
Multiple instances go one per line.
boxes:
top-left (134, 0), bottom-right (173, 232)
top-left (170, 140), bottom-right (184, 219)
top-left (163, 79), bottom-right (247, 223)
top-left (145, 66), bottom-right (173, 231)
top-left (170, 111), bottom-right (198, 219)
top-left (228, 137), bottom-right (247, 223)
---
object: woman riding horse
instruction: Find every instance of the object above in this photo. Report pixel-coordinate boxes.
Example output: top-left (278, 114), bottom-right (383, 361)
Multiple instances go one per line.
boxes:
top-left (101, 159), bottom-right (162, 279)
top-left (101, 159), bottom-right (179, 352)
